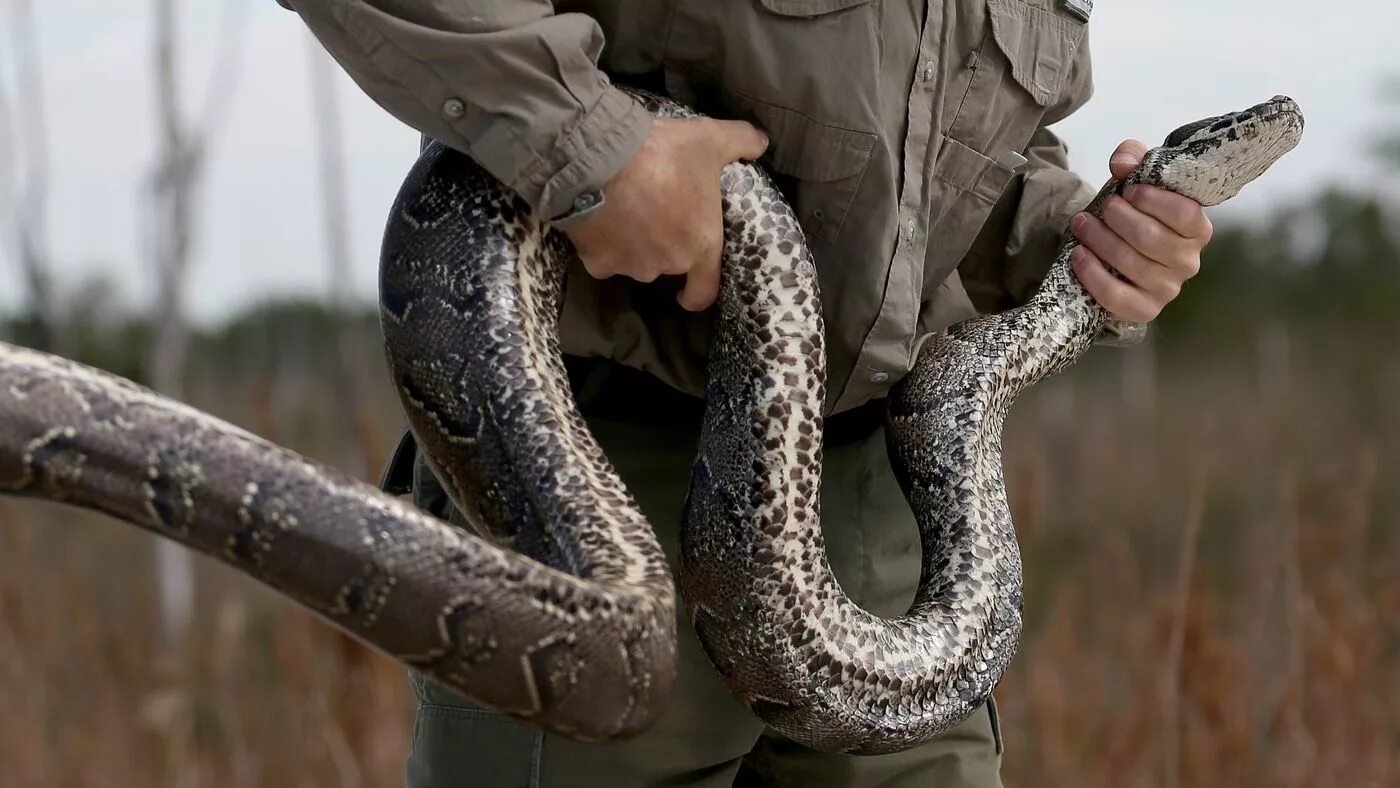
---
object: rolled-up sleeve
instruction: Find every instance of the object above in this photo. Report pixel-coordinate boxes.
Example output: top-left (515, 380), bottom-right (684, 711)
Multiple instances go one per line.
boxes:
top-left (958, 33), bottom-right (1144, 345)
top-left (283, 0), bottom-right (651, 219)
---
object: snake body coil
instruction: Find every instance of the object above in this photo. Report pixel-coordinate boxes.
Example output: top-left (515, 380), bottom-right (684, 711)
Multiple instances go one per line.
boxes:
top-left (0, 93), bottom-right (1301, 753)
top-left (684, 95), bottom-right (1303, 752)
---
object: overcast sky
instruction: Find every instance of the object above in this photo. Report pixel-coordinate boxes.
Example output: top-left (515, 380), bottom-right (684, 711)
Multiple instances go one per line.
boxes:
top-left (0, 0), bottom-right (1394, 321)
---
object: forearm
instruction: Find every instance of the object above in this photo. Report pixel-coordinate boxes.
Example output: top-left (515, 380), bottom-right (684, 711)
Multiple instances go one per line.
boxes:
top-left (281, 0), bottom-right (651, 218)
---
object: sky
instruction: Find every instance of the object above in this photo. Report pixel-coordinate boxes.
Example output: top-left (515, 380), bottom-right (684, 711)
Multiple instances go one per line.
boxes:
top-left (0, 0), bottom-right (1394, 322)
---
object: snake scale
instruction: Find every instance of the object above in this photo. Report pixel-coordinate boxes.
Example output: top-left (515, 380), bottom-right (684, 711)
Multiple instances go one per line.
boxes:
top-left (0, 92), bottom-right (1301, 753)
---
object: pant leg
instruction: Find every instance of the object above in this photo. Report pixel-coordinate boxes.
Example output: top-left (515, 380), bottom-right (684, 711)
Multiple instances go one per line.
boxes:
top-left (397, 391), bottom-right (1002, 787)
top-left (404, 417), bottom-right (766, 788)
top-left (734, 419), bottom-right (1004, 788)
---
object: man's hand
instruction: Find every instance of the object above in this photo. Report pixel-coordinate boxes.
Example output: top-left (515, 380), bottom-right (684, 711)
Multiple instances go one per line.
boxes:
top-left (562, 117), bottom-right (768, 312)
top-left (1070, 140), bottom-right (1214, 324)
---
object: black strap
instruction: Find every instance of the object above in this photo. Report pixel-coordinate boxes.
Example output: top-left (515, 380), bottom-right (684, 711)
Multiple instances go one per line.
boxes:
top-left (378, 429), bottom-right (419, 496)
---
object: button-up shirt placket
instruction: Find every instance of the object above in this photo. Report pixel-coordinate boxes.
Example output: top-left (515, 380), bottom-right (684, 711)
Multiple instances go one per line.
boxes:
top-left (834, 2), bottom-right (945, 412)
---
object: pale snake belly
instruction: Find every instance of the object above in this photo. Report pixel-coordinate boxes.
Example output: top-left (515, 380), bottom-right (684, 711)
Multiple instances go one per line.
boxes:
top-left (0, 92), bottom-right (1301, 753)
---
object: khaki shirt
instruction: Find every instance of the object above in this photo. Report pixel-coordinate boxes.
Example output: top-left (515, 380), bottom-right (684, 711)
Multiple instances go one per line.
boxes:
top-left (286, 0), bottom-right (1123, 413)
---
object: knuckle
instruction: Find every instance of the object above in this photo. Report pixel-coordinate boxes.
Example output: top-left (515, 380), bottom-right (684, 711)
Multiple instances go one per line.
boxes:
top-left (1128, 185), bottom-right (1156, 210)
top-left (700, 238), bottom-right (723, 266)
top-left (698, 117), bottom-right (723, 141)
top-left (662, 245), bottom-right (694, 274)
top-left (1139, 301), bottom-right (1164, 322)
top-left (1106, 202), bottom-right (1135, 234)
top-left (1142, 222), bottom-right (1169, 252)
top-left (1081, 215), bottom-right (1106, 242)
top-left (581, 256), bottom-right (614, 279)
top-left (1114, 249), bottom-right (1137, 270)
top-left (1105, 196), bottom-right (1127, 222)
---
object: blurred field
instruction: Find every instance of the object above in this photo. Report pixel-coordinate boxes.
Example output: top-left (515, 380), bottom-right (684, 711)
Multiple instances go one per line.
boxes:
top-left (3, 184), bottom-right (1399, 786)
top-left (2, 312), bottom-right (1396, 787)
top-left (2, 4), bottom-right (1397, 782)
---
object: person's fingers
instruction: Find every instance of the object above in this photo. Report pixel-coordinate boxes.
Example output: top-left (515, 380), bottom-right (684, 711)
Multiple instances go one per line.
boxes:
top-left (677, 249), bottom-right (721, 311)
top-left (578, 251), bottom-right (616, 280)
top-left (1102, 195), bottom-right (1193, 268)
top-left (1071, 245), bottom-right (1160, 323)
top-left (1109, 139), bottom-right (1149, 180)
top-left (1123, 184), bottom-right (1214, 240)
top-left (709, 119), bottom-right (769, 162)
top-left (1071, 213), bottom-right (1176, 300)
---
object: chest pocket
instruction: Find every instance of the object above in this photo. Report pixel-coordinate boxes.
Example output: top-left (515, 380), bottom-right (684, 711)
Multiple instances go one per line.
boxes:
top-left (757, 0), bottom-right (867, 12)
top-left (665, 0), bottom-right (880, 242)
top-left (921, 0), bottom-right (1086, 306)
top-left (946, 0), bottom-right (1087, 158)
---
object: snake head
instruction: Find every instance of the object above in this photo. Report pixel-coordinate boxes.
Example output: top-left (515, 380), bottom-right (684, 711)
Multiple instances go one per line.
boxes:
top-left (1134, 96), bottom-right (1305, 207)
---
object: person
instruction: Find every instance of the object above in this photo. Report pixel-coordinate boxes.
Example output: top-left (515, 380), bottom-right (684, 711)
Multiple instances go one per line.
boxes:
top-left (283, 1), bottom-right (1215, 785)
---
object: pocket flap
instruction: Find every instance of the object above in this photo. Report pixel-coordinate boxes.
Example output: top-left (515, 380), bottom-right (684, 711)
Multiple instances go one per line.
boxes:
top-left (985, 0), bottom-right (1085, 106)
top-left (935, 135), bottom-right (1017, 204)
top-left (729, 92), bottom-right (877, 182)
top-left (758, 0), bottom-right (871, 16)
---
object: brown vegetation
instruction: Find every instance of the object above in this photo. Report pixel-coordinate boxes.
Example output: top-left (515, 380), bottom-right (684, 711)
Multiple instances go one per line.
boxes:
top-left (1, 318), bottom-right (1395, 787)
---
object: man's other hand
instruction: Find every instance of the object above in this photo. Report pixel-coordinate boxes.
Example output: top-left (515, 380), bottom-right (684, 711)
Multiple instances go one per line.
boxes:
top-left (1070, 139), bottom-right (1214, 324)
top-left (561, 117), bottom-right (769, 312)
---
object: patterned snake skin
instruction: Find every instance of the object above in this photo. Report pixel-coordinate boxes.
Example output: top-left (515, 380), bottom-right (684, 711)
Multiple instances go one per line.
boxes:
top-left (684, 95), bottom-right (1303, 753)
top-left (0, 92), bottom-right (1300, 754)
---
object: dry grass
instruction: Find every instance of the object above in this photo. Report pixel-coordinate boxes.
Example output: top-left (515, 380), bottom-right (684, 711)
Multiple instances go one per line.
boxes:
top-left (1, 324), bottom-right (1396, 786)
top-left (997, 326), bottom-right (1400, 787)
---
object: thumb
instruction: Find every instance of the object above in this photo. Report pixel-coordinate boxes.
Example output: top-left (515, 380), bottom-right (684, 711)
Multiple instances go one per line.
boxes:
top-left (1110, 139), bottom-right (1149, 180)
top-left (678, 253), bottom-right (721, 312)
top-left (710, 119), bottom-right (769, 163)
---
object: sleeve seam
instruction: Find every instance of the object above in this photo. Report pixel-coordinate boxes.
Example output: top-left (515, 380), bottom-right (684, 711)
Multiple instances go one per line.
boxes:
top-left (525, 87), bottom-right (649, 217)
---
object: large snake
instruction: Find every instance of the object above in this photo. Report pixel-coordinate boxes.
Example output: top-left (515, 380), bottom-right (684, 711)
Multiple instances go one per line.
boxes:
top-left (0, 93), bottom-right (1301, 754)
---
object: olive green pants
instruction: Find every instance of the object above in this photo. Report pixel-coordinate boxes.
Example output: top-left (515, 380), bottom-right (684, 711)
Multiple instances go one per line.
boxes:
top-left (392, 404), bottom-right (1003, 787)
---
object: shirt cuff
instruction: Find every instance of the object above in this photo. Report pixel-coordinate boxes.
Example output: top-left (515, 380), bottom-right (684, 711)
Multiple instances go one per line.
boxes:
top-left (505, 86), bottom-right (652, 221)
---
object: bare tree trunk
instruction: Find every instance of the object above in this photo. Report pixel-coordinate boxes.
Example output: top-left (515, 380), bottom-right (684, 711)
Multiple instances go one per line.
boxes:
top-left (143, 3), bottom-right (248, 782)
top-left (146, 0), bottom-right (201, 649)
top-left (2, 0), bottom-right (59, 349)
top-left (305, 36), bottom-right (377, 480)
top-left (305, 37), bottom-right (381, 777)
top-left (0, 27), bottom-right (16, 316)
top-left (146, 0), bottom-right (248, 400)
top-left (1161, 459), bottom-right (1212, 788)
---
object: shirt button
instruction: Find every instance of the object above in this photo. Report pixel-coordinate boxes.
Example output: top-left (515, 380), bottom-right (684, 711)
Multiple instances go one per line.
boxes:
top-left (870, 371), bottom-right (890, 384)
top-left (920, 61), bottom-right (936, 83)
top-left (442, 98), bottom-right (466, 119)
